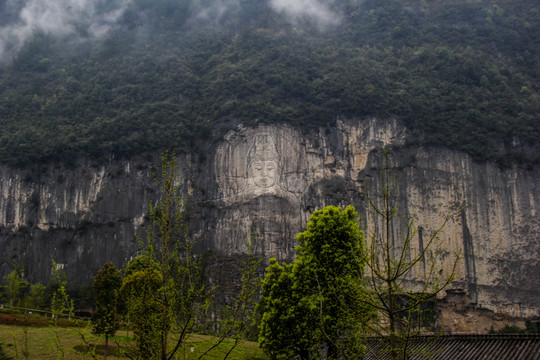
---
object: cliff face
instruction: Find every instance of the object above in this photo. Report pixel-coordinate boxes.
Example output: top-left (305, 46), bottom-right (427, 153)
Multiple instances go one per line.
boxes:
top-left (1, 118), bottom-right (539, 320)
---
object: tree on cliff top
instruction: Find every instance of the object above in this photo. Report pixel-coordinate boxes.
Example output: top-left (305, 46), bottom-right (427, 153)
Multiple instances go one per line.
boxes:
top-left (258, 205), bottom-right (371, 359)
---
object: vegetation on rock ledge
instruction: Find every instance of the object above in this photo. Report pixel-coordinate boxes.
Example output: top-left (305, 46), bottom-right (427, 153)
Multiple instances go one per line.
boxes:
top-left (0, 0), bottom-right (538, 167)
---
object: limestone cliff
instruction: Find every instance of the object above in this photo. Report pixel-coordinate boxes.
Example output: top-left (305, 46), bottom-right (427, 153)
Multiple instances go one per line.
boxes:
top-left (0, 118), bottom-right (539, 324)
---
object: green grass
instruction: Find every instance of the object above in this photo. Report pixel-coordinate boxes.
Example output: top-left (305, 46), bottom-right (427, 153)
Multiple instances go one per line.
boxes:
top-left (0, 313), bottom-right (267, 359)
top-left (181, 334), bottom-right (267, 360)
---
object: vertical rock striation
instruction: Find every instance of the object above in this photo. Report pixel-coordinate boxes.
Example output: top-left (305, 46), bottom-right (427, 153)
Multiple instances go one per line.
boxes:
top-left (0, 118), bottom-right (538, 320)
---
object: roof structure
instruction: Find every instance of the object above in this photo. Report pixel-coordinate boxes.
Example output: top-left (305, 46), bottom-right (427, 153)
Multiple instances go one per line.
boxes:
top-left (364, 334), bottom-right (540, 360)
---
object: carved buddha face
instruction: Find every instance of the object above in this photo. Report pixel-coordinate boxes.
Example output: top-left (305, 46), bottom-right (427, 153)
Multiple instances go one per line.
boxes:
top-left (247, 134), bottom-right (281, 189)
top-left (251, 159), bottom-right (278, 188)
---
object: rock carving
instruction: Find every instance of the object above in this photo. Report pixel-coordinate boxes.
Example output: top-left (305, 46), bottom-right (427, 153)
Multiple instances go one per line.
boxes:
top-left (248, 134), bottom-right (279, 187)
top-left (222, 133), bottom-right (300, 206)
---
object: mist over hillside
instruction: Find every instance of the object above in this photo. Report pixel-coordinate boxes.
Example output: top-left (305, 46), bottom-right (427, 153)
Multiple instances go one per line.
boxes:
top-left (0, 0), bottom-right (538, 167)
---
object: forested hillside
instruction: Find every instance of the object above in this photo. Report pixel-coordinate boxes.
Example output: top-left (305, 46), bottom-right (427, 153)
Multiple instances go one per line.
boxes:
top-left (0, 0), bottom-right (538, 167)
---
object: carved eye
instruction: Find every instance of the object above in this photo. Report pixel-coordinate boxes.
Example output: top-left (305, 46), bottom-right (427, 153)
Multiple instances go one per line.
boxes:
top-left (253, 162), bottom-right (263, 171)
top-left (266, 161), bottom-right (277, 171)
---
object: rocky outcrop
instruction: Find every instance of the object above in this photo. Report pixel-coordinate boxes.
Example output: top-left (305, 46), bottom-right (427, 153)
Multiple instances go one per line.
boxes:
top-left (0, 118), bottom-right (539, 325)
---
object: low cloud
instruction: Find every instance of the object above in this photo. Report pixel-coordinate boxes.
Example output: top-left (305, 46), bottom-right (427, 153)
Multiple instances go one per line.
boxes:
top-left (193, 0), bottom-right (240, 22)
top-left (0, 0), bottom-right (131, 62)
top-left (192, 0), bottom-right (340, 29)
top-left (0, 0), bottom-right (341, 62)
top-left (269, 0), bottom-right (341, 28)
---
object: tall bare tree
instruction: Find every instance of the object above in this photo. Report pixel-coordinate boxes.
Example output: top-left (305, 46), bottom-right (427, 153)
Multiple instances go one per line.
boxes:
top-left (363, 148), bottom-right (460, 360)
top-left (122, 151), bottom-right (261, 360)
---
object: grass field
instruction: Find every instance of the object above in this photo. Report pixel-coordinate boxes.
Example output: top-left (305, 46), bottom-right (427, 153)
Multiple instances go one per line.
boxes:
top-left (0, 313), bottom-right (267, 359)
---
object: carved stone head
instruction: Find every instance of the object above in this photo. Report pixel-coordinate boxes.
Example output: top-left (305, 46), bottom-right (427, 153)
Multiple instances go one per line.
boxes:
top-left (247, 134), bottom-right (280, 189)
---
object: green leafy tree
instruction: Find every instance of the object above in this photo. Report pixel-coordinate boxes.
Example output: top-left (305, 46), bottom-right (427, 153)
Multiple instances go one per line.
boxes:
top-left (5, 268), bottom-right (29, 307)
top-left (51, 283), bottom-right (74, 321)
top-left (121, 151), bottom-right (209, 360)
top-left (46, 260), bottom-right (69, 308)
top-left (27, 283), bottom-right (47, 309)
top-left (258, 260), bottom-right (312, 359)
top-left (258, 205), bottom-right (370, 359)
top-left (92, 262), bottom-right (123, 360)
top-left (120, 151), bottom-right (262, 359)
top-left (145, 151), bottom-right (210, 360)
top-left (363, 149), bottom-right (459, 360)
top-left (120, 257), bottom-right (162, 359)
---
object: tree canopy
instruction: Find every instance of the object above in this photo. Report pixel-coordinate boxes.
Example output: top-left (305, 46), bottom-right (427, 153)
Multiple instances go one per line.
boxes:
top-left (258, 205), bottom-right (370, 359)
top-left (0, 0), bottom-right (538, 167)
top-left (92, 262), bottom-right (123, 359)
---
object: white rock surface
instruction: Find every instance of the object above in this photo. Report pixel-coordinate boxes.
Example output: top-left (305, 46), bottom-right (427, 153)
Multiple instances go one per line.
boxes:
top-left (0, 118), bottom-right (538, 319)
